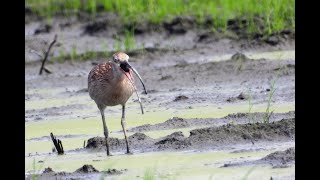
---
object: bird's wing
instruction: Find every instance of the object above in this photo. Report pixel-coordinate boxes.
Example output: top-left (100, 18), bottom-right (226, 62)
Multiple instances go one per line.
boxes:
top-left (88, 62), bottom-right (113, 83)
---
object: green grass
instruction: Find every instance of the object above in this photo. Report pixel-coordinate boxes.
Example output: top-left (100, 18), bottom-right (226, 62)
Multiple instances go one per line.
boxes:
top-left (26, 0), bottom-right (295, 35)
top-left (263, 68), bottom-right (280, 123)
top-left (241, 166), bottom-right (256, 180)
top-left (143, 168), bottom-right (156, 180)
top-left (247, 89), bottom-right (255, 123)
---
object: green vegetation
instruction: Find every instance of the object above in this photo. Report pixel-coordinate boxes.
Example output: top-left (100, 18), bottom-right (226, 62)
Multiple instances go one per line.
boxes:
top-left (247, 89), bottom-right (255, 123)
top-left (263, 69), bottom-right (280, 123)
top-left (241, 166), bottom-right (256, 180)
top-left (143, 168), bottom-right (156, 180)
top-left (26, 0), bottom-right (294, 35)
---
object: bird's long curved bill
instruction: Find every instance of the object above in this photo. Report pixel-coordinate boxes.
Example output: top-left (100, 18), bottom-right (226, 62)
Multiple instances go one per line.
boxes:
top-left (123, 62), bottom-right (147, 114)
top-left (127, 63), bottom-right (147, 94)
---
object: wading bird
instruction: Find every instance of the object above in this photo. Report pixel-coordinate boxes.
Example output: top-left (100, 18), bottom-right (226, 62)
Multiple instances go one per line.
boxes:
top-left (88, 52), bottom-right (147, 156)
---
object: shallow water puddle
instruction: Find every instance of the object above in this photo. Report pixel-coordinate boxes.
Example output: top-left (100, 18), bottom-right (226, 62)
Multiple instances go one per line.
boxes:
top-left (25, 148), bottom-right (294, 179)
top-left (26, 102), bottom-right (294, 155)
top-left (26, 102), bottom-right (294, 139)
top-left (204, 50), bottom-right (295, 64)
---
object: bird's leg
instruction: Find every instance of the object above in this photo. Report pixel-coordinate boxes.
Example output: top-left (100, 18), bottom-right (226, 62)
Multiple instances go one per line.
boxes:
top-left (121, 105), bottom-right (131, 154)
top-left (100, 108), bottom-right (111, 156)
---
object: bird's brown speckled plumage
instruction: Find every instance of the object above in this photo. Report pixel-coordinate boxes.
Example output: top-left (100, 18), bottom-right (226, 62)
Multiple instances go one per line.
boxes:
top-left (88, 61), bottom-right (134, 108)
top-left (88, 52), bottom-right (145, 156)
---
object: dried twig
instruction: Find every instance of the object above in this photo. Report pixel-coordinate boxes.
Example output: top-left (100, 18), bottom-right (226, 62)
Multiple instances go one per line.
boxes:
top-left (50, 132), bottom-right (64, 155)
top-left (39, 34), bottom-right (57, 75)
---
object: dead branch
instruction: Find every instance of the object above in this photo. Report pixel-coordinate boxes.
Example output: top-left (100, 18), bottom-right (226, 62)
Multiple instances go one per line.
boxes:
top-left (39, 34), bottom-right (57, 75)
top-left (50, 132), bottom-right (64, 155)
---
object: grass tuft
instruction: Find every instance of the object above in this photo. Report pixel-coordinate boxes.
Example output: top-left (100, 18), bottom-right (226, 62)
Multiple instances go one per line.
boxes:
top-left (26, 0), bottom-right (295, 35)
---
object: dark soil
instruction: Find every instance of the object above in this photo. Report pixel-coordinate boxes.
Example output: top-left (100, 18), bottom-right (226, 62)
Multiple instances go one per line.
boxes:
top-left (86, 118), bottom-right (294, 153)
top-left (127, 111), bottom-right (295, 132)
top-left (25, 165), bottom-right (123, 180)
top-left (222, 147), bottom-right (295, 168)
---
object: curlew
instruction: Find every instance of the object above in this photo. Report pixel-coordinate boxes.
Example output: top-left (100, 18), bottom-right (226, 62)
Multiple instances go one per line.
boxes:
top-left (88, 52), bottom-right (147, 155)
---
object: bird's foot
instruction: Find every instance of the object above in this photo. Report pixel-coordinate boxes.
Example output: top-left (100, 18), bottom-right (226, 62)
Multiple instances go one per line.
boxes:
top-left (107, 153), bottom-right (113, 156)
top-left (126, 151), bottom-right (133, 155)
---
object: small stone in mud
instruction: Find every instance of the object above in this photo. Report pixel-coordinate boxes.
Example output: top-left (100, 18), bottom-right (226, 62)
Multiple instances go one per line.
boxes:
top-left (83, 20), bottom-right (108, 35)
top-left (163, 16), bottom-right (194, 34)
top-left (237, 92), bottom-right (248, 100)
top-left (226, 97), bottom-right (237, 102)
top-left (272, 164), bottom-right (290, 168)
top-left (160, 75), bottom-right (172, 81)
top-left (43, 167), bottom-right (54, 174)
top-left (106, 168), bottom-right (122, 175)
top-left (227, 93), bottom-right (248, 102)
top-left (75, 164), bottom-right (99, 173)
top-left (174, 95), bottom-right (189, 101)
top-left (34, 24), bottom-right (52, 35)
top-left (196, 32), bottom-right (215, 43)
top-left (265, 36), bottom-right (280, 46)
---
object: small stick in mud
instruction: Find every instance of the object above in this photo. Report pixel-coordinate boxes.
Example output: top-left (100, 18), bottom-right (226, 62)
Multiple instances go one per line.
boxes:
top-left (50, 132), bottom-right (64, 155)
top-left (39, 34), bottom-right (57, 75)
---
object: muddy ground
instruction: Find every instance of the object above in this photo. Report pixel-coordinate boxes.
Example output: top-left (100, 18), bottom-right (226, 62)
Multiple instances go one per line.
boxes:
top-left (25, 164), bottom-right (125, 180)
top-left (86, 116), bottom-right (294, 153)
top-left (25, 13), bottom-right (295, 179)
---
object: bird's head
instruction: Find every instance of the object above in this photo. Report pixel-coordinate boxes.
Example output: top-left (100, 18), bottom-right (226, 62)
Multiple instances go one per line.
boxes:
top-left (112, 52), bottom-right (147, 95)
top-left (112, 52), bottom-right (129, 64)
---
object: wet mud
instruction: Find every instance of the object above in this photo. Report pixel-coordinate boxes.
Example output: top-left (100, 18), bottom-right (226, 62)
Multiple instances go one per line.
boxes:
top-left (25, 165), bottom-right (124, 180)
top-left (222, 147), bottom-right (295, 168)
top-left (25, 12), bottom-right (295, 179)
top-left (86, 118), bottom-right (294, 153)
top-left (127, 111), bottom-right (295, 132)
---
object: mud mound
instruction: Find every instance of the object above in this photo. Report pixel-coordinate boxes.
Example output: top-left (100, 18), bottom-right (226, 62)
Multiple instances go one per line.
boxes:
top-left (128, 112), bottom-right (295, 133)
top-left (129, 117), bottom-right (190, 132)
top-left (86, 133), bottom-right (156, 151)
top-left (261, 147), bottom-right (295, 163)
top-left (188, 118), bottom-right (295, 146)
top-left (155, 137), bottom-right (191, 150)
top-left (43, 167), bottom-right (54, 173)
top-left (155, 131), bottom-right (190, 150)
top-left (129, 132), bottom-right (151, 141)
top-left (86, 137), bottom-right (125, 149)
top-left (26, 165), bottom-right (123, 180)
top-left (163, 131), bottom-right (185, 140)
top-left (75, 164), bottom-right (99, 173)
top-left (87, 118), bottom-right (294, 153)
top-left (128, 124), bottom-right (152, 132)
top-left (222, 147), bottom-right (295, 168)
